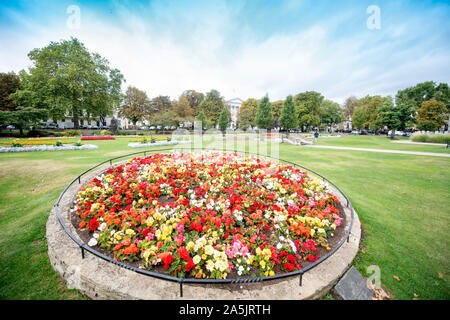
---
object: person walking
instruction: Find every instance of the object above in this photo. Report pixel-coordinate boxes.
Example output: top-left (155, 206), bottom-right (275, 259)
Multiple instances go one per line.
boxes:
top-left (314, 131), bottom-right (319, 143)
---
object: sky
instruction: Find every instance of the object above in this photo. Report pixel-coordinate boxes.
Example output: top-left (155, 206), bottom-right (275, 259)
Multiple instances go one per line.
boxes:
top-left (0, 0), bottom-right (449, 104)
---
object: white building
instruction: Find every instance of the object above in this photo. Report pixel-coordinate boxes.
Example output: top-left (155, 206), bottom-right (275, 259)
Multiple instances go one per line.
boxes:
top-left (224, 97), bottom-right (243, 129)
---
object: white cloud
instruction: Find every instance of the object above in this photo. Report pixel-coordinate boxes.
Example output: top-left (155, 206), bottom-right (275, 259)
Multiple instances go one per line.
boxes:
top-left (0, 1), bottom-right (448, 105)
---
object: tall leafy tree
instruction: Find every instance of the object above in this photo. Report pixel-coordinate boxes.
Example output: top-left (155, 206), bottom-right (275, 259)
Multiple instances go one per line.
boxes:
top-left (279, 95), bottom-right (297, 132)
top-left (237, 98), bottom-right (258, 129)
top-left (417, 98), bottom-right (447, 130)
top-left (294, 91), bottom-right (323, 131)
top-left (118, 86), bottom-right (151, 126)
top-left (0, 72), bottom-right (20, 111)
top-left (181, 90), bottom-right (204, 116)
top-left (255, 94), bottom-right (273, 129)
top-left (320, 99), bottom-right (343, 130)
top-left (343, 96), bottom-right (359, 119)
top-left (270, 100), bottom-right (283, 126)
top-left (174, 95), bottom-right (194, 119)
top-left (196, 111), bottom-right (207, 129)
top-left (198, 89), bottom-right (225, 127)
top-left (396, 81), bottom-right (450, 111)
top-left (218, 105), bottom-right (230, 133)
top-left (12, 37), bottom-right (124, 128)
top-left (358, 95), bottom-right (392, 131)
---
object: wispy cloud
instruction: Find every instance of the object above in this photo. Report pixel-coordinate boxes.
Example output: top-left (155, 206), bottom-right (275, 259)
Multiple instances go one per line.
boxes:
top-left (0, 0), bottom-right (449, 104)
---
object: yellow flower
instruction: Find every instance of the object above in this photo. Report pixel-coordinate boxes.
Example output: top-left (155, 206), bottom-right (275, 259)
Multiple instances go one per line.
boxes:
top-left (187, 241), bottom-right (195, 250)
top-left (259, 260), bottom-right (266, 268)
top-left (202, 254), bottom-right (207, 260)
top-left (269, 270), bottom-right (275, 276)
top-left (125, 229), bottom-right (135, 236)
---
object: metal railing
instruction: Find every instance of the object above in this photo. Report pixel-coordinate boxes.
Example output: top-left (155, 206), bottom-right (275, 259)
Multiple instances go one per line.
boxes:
top-left (53, 147), bottom-right (355, 297)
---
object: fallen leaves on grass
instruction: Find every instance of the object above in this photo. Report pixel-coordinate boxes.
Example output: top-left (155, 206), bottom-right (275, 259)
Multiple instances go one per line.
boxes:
top-left (368, 282), bottom-right (391, 300)
top-left (393, 275), bottom-right (400, 281)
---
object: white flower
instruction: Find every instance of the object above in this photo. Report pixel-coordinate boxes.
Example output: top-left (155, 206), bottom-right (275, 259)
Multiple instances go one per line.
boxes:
top-left (276, 243), bottom-right (282, 250)
top-left (93, 233), bottom-right (99, 239)
top-left (88, 238), bottom-right (98, 246)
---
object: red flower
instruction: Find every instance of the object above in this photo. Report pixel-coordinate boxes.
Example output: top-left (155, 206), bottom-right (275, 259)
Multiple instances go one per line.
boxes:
top-left (88, 219), bottom-right (99, 231)
top-left (186, 258), bottom-right (195, 272)
top-left (177, 247), bottom-right (189, 261)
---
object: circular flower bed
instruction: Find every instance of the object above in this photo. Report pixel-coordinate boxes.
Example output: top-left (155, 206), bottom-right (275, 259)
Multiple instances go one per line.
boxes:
top-left (72, 152), bottom-right (344, 280)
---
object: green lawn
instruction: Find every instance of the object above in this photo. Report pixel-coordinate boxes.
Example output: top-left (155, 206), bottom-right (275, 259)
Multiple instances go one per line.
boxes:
top-left (0, 136), bottom-right (449, 299)
top-left (315, 135), bottom-right (450, 154)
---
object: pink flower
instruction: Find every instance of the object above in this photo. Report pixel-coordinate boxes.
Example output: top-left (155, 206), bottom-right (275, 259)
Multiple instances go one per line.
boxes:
top-left (175, 223), bottom-right (184, 232)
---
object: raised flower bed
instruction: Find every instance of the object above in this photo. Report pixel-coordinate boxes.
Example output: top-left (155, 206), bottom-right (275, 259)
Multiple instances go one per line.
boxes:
top-left (72, 151), bottom-right (344, 280)
top-left (128, 140), bottom-right (191, 148)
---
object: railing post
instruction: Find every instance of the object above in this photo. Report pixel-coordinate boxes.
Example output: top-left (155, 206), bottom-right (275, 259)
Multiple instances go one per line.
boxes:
top-left (81, 247), bottom-right (85, 259)
top-left (180, 281), bottom-right (183, 297)
top-left (299, 274), bottom-right (303, 286)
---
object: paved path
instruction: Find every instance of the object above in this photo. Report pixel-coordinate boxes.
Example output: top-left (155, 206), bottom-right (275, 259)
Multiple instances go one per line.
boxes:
top-left (391, 140), bottom-right (447, 146)
top-left (305, 145), bottom-right (450, 157)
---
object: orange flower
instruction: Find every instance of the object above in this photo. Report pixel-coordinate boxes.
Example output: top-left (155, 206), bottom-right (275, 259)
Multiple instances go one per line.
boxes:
top-left (79, 221), bottom-right (86, 229)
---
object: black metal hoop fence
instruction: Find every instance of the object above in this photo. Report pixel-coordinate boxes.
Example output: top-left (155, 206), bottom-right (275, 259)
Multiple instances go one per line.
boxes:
top-left (53, 147), bottom-right (355, 297)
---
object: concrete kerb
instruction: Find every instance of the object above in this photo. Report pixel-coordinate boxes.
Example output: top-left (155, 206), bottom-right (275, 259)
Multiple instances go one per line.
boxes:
top-left (46, 155), bottom-right (361, 300)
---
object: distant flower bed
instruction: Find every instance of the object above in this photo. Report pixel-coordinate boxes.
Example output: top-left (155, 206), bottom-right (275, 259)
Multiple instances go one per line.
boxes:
top-left (80, 136), bottom-right (116, 141)
top-left (74, 151), bottom-right (343, 280)
top-left (0, 144), bottom-right (98, 153)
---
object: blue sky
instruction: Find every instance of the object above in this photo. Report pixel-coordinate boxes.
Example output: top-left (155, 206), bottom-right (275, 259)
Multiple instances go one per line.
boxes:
top-left (1, 0), bottom-right (449, 103)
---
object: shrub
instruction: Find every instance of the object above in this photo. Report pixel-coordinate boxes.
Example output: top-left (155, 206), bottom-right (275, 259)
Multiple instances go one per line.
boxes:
top-left (417, 121), bottom-right (438, 132)
top-left (101, 129), bottom-right (112, 136)
top-left (55, 141), bottom-right (63, 146)
top-left (166, 136), bottom-right (172, 142)
top-left (150, 136), bottom-right (156, 143)
top-left (73, 141), bottom-right (83, 147)
top-left (411, 133), bottom-right (450, 144)
top-left (11, 142), bottom-right (22, 147)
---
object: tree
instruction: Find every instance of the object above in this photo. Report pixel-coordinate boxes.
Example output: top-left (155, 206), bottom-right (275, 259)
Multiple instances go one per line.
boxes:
top-left (237, 98), bottom-right (258, 129)
top-left (358, 95), bottom-right (392, 131)
top-left (279, 95), bottom-right (297, 132)
top-left (0, 106), bottom-right (48, 136)
top-left (396, 81), bottom-right (450, 111)
top-left (12, 37), bottom-right (124, 129)
top-left (343, 96), bottom-right (359, 119)
top-left (218, 105), bottom-right (230, 133)
top-left (378, 103), bottom-right (402, 139)
top-left (255, 94), bottom-right (273, 129)
top-left (119, 86), bottom-right (150, 126)
top-left (0, 72), bottom-right (20, 111)
top-left (181, 90), bottom-right (204, 116)
top-left (198, 90), bottom-right (225, 127)
top-left (320, 99), bottom-right (343, 131)
top-left (270, 100), bottom-right (283, 127)
top-left (196, 111), bottom-right (207, 130)
top-left (294, 91), bottom-right (323, 131)
top-left (174, 95), bottom-right (194, 118)
top-left (352, 106), bottom-right (366, 130)
top-left (150, 95), bottom-right (172, 114)
top-left (417, 98), bottom-right (447, 130)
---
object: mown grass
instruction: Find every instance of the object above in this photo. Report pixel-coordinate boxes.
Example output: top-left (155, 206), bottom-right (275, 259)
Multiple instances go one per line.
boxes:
top-left (315, 135), bottom-right (450, 154)
top-left (0, 136), bottom-right (449, 299)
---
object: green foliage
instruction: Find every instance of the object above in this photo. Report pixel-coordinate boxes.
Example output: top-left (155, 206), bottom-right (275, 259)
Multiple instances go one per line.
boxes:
top-left (0, 72), bottom-right (20, 111)
top-left (100, 129), bottom-right (112, 136)
top-left (0, 106), bottom-right (48, 136)
top-left (198, 90), bottom-right (225, 126)
top-left (320, 99), bottom-right (343, 128)
top-left (396, 81), bottom-right (450, 111)
top-left (255, 94), bottom-right (273, 129)
top-left (294, 91), bottom-right (323, 130)
top-left (417, 120), bottom-right (438, 132)
top-left (279, 95), bottom-right (297, 130)
top-left (73, 141), bottom-right (83, 147)
top-left (238, 98), bottom-right (258, 129)
top-left (417, 98), bottom-right (447, 130)
top-left (11, 37), bottom-right (124, 128)
top-left (181, 90), bottom-right (204, 116)
top-left (119, 86), bottom-right (151, 125)
top-left (55, 141), bottom-right (63, 147)
top-left (218, 105), bottom-right (230, 133)
top-left (196, 111), bottom-right (207, 129)
top-left (270, 100), bottom-right (284, 124)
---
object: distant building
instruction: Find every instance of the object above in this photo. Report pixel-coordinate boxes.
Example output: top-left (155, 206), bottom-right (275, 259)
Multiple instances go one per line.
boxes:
top-left (224, 97), bottom-right (243, 129)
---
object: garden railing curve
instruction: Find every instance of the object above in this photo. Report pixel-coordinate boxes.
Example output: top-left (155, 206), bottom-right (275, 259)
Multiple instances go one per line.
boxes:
top-left (53, 147), bottom-right (355, 297)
